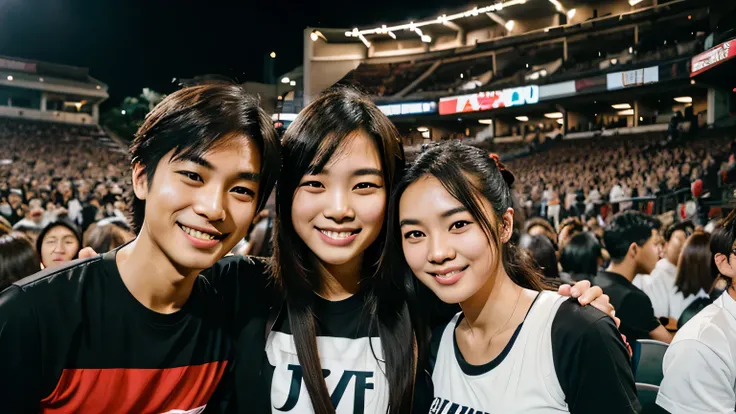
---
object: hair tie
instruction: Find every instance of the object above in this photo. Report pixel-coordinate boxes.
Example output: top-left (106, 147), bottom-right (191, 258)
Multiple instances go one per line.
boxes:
top-left (489, 153), bottom-right (505, 173)
top-left (489, 153), bottom-right (516, 188)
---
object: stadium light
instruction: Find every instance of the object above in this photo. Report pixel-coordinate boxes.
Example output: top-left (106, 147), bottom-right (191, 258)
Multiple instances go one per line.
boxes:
top-left (505, 20), bottom-right (516, 31)
top-left (270, 51), bottom-right (276, 59)
top-left (311, 30), bottom-right (326, 42)
top-left (674, 96), bottom-right (693, 103)
top-left (281, 77), bottom-right (290, 84)
top-left (6, 75), bottom-right (12, 81)
top-left (556, 118), bottom-right (564, 125)
top-left (515, 116), bottom-right (529, 122)
top-left (478, 119), bottom-right (493, 125)
top-left (358, 33), bottom-right (371, 48)
top-left (96, 85), bottom-right (101, 90)
top-left (421, 35), bottom-right (432, 43)
top-left (121, 110), bottom-right (126, 115)
top-left (629, 0), bottom-right (644, 5)
top-left (548, 0), bottom-right (564, 13)
top-left (388, 31), bottom-right (396, 39)
top-left (567, 9), bottom-right (576, 20)
top-left (290, 80), bottom-right (296, 86)
top-left (417, 126), bottom-right (429, 132)
top-left (39, 77), bottom-right (44, 82)
top-left (344, 0), bottom-right (528, 38)
top-left (611, 103), bottom-right (631, 110)
top-left (618, 109), bottom-right (635, 116)
top-left (544, 112), bottom-right (563, 119)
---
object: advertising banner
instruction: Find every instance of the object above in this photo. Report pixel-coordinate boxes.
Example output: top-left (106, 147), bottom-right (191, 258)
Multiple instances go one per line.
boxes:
top-left (439, 85), bottom-right (539, 115)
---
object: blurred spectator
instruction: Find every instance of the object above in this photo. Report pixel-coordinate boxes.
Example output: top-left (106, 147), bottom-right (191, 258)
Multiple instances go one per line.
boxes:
top-left (592, 211), bottom-right (672, 343)
top-left (559, 232), bottom-right (603, 282)
top-left (36, 218), bottom-right (82, 269)
top-left (557, 217), bottom-right (584, 253)
top-left (524, 217), bottom-right (558, 249)
top-left (83, 218), bottom-right (135, 254)
top-left (519, 234), bottom-right (560, 280)
top-left (0, 233), bottom-right (41, 291)
top-left (669, 232), bottom-right (713, 322)
top-left (633, 221), bottom-right (692, 318)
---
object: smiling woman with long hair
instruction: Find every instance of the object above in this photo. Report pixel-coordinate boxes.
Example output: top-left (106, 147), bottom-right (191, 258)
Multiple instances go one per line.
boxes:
top-left (382, 142), bottom-right (639, 413)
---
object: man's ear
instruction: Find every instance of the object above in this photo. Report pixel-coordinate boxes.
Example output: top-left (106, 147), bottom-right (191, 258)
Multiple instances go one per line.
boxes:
top-left (628, 242), bottom-right (639, 260)
top-left (131, 162), bottom-right (148, 201)
top-left (500, 208), bottom-right (514, 244)
top-left (714, 253), bottom-right (731, 277)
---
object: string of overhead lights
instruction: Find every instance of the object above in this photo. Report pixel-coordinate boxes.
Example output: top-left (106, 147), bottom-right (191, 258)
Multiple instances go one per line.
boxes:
top-left (343, 0), bottom-right (579, 47)
top-left (344, 0), bottom-right (531, 45)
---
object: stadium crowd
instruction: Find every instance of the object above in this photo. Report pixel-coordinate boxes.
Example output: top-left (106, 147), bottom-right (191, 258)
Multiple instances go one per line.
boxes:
top-left (0, 118), bottom-right (134, 289)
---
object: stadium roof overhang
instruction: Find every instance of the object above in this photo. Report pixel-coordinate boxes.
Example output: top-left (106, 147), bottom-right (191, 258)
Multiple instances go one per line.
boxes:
top-left (0, 69), bottom-right (108, 102)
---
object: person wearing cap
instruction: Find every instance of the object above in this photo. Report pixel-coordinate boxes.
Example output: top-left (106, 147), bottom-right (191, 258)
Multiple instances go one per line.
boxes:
top-left (36, 218), bottom-right (82, 269)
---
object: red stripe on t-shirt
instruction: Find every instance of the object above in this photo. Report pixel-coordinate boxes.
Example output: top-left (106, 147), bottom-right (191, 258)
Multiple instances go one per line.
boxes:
top-left (40, 361), bottom-right (228, 413)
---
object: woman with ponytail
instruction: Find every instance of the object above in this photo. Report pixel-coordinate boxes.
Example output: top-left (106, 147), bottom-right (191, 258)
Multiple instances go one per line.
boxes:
top-left (383, 142), bottom-right (639, 413)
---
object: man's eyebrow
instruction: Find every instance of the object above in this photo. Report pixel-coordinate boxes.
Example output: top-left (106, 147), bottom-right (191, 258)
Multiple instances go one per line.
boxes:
top-left (174, 154), bottom-right (213, 170)
top-left (175, 154), bottom-right (260, 182)
top-left (237, 172), bottom-right (261, 182)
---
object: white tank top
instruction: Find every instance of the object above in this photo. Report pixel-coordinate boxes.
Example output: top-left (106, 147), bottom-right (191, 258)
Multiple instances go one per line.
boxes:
top-left (430, 291), bottom-right (569, 413)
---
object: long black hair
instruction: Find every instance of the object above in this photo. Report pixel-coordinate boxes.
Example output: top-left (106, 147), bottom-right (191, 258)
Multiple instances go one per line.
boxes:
top-left (270, 86), bottom-right (416, 414)
top-left (383, 141), bottom-right (545, 308)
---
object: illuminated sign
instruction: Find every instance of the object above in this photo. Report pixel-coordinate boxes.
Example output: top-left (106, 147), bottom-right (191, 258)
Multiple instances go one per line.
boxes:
top-left (606, 66), bottom-right (659, 90)
top-left (439, 85), bottom-right (539, 115)
top-left (691, 39), bottom-right (736, 77)
top-left (377, 101), bottom-right (437, 116)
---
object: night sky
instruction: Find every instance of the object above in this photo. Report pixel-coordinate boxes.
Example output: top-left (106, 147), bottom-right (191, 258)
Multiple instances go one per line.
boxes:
top-left (0, 0), bottom-right (463, 107)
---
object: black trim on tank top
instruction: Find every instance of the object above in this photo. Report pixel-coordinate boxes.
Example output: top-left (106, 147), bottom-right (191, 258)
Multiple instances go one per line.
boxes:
top-left (453, 291), bottom-right (542, 376)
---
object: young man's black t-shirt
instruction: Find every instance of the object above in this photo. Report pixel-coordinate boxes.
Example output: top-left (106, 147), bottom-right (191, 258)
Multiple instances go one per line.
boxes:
top-left (591, 270), bottom-right (661, 342)
top-left (0, 248), bottom-right (271, 413)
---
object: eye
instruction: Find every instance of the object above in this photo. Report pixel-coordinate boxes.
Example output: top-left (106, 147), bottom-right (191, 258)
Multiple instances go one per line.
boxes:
top-left (300, 181), bottom-right (324, 189)
top-left (178, 171), bottom-right (202, 183)
top-left (450, 220), bottom-right (471, 231)
top-left (403, 230), bottom-right (425, 240)
top-left (353, 182), bottom-right (380, 190)
top-left (231, 186), bottom-right (255, 196)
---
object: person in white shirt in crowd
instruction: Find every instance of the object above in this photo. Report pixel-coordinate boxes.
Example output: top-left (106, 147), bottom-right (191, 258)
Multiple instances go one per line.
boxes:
top-left (633, 222), bottom-right (692, 319)
top-left (657, 211), bottom-right (736, 414)
top-left (667, 232), bottom-right (714, 323)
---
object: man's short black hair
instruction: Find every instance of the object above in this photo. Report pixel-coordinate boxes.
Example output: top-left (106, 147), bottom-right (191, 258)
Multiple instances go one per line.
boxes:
top-left (711, 209), bottom-right (736, 284)
top-left (664, 221), bottom-right (694, 242)
top-left (604, 211), bottom-right (662, 263)
top-left (128, 83), bottom-right (280, 233)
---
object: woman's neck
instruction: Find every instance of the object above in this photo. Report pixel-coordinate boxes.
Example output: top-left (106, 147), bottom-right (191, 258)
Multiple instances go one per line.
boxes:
top-left (314, 254), bottom-right (363, 301)
top-left (116, 231), bottom-right (199, 314)
top-left (459, 266), bottom-right (528, 335)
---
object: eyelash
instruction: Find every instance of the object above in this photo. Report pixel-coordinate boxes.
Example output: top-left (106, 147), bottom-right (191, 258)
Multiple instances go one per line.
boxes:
top-left (178, 171), bottom-right (254, 197)
top-left (178, 171), bottom-right (202, 183)
top-left (299, 182), bottom-right (382, 190)
top-left (450, 220), bottom-right (471, 230)
top-left (403, 221), bottom-right (471, 239)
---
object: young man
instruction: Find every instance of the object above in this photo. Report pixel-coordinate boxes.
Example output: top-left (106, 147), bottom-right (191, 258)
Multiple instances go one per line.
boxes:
top-left (592, 211), bottom-right (673, 343)
top-left (657, 211), bottom-right (736, 413)
top-left (0, 83), bottom-right (280, 413)
top-left (632, 221), bottom-right (692, 318)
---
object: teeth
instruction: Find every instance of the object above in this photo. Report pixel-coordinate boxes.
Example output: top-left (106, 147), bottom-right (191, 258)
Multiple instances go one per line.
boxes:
top-left (320, 230), bottom-right (354, 240)
top-left (436, 269), bottom-right (462, 278)
top-left (181, 225), bottom-right (216, 241)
